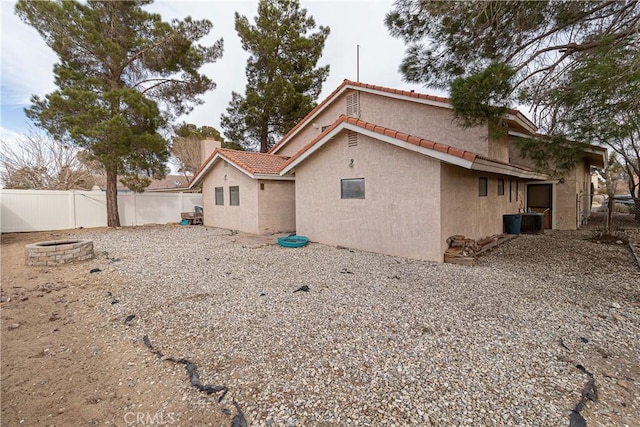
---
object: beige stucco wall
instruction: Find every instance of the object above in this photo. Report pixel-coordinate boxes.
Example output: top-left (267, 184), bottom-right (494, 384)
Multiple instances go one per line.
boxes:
top-left (278, 89), bottom-right (494, 160)
top-left (294, 131), bottom-right (442, 262)
top-left (257, 180), bottom-right (296, 234)
top-left (276, 92), bottom-right (350, 157)
top-left (440, 164), bottom-right (524, 255)
top-left (201, 161), bottom-right (259, 234)
top-left (356, 91), bottom-right (491, 157)
top-left (554, 162), bottom-right (592, 230)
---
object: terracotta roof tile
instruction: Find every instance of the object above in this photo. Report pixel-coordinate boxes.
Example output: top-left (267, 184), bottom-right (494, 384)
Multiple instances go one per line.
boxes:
top-left (190, 148), bottom-right (290, 187)
top-left (279, 115), bottom-right (479, 172)
top-left (216, 149), bottom-right (289, 175)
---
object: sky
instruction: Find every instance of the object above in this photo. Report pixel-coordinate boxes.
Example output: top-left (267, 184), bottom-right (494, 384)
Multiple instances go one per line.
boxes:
top-left (0, 0), bottom-right (437, 146)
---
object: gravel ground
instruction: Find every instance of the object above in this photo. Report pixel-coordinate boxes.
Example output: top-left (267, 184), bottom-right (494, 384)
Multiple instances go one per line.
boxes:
top-left (79, 223), bottom-right (640, 426)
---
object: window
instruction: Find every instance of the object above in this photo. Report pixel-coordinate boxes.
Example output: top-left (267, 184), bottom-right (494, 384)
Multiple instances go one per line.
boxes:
top-left (341, 178), bottom-right (365, 199)
top-left (479, 177), bottom-right (488, 197)
top-left (497, 179), bottom-right (505, 196)
top-left (516, 181), bottom-right (519, 201)
top-left (346, 93), bottom-right (359, 117)
top-left (215, 187), bottom-right (224, 205)
top-left (229, 186), bottom-right (240, 206)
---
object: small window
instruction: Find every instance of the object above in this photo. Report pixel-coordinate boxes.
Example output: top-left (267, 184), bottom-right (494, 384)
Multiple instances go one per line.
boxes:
top-left (229, 186), bottom-right (240, 206)
top-left (215, 187), bottom-right (224, 205)
top-left (479, 177), bottom-right (488, 197)
top-left (341, 178), bottom-right (365, 199)
top-left (516, 181), bottom-right (519, 201)
top-left (497, 179), bottom-right (505, 196)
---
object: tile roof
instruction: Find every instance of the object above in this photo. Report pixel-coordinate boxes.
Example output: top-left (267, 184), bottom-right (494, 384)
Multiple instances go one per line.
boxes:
top-left (269, 79), bottom-right (536, 155)
top-left (189, 148), bottom-right (290, 187)
top-left (216, 148), bottom-right (290, 175)
top-left (278, 115), bottom-right (478, 172)
top-left (279, 115), bottom-right (545, 179)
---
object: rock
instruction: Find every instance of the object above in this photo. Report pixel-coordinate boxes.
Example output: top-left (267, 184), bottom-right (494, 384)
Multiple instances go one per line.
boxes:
top-left (617, 380), bottom-right (630, 390)
top-left (7, 323), bottom-right (20, 330)
top-left (611, 302), bottom-right (621, 309)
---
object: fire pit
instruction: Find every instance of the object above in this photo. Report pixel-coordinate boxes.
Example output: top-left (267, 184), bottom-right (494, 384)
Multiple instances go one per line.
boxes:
top-left (25, 239), bottom-right (94, 266)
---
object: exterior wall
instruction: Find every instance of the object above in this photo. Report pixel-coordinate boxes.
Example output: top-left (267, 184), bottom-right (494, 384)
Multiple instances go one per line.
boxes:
top-left (277, 92), bottom-right (351, 157)
top-left (294, 131), bottom-right (442, 262)
top-left (278, 89), bottom-right (492, 159)
top-left (257, 180), bottom-right (296, 234)
top-left (440, 165), bottom-right (524, 255)
top-left (486, 121), bottom-right (510, 163)
top-left (356, 91), bottom-right (491, 157)
top-left (509, 136), bottom-right (593, 230)
top-left (201, 161), bottom-right (259, 234)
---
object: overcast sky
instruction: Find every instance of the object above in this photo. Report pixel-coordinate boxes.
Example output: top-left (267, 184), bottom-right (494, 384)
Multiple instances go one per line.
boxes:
top-left (0, 0), bottom-right (438, 145)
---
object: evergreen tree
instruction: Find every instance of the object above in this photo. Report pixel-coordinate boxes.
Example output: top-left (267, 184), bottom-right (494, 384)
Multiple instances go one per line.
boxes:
top-left (15, 0), bottom-right (223, 226)
top-left (386, 1), bottom-right (639, 177)
top-left (221, 0), bottom-right (330, 152)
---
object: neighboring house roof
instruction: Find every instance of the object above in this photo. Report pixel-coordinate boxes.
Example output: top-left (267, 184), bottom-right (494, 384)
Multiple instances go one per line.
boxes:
top-left (189, 148), bottom-right (292, 188)
top-left (268, 79), bottom-right (538, 155)
top-left (94, 174), bottom-right (192, 192)
top-left (279, 115), bottom-right (547, 180)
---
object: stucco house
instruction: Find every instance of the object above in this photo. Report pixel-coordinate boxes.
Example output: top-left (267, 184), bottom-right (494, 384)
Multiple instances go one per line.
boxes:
top-left (190, 147), bottom-right (295, 235)
top-left (190, 80), bottom-right (605, 262)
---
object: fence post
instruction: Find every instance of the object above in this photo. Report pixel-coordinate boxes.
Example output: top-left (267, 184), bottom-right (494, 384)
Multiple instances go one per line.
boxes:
top-left (69, 190), bottom-right (77, 229)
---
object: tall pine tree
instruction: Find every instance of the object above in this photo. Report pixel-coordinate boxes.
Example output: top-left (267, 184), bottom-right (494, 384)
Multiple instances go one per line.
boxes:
top-left (15, 0), bottom-right (223, 226)
top-left (221, 0), bottom-right (330, 153)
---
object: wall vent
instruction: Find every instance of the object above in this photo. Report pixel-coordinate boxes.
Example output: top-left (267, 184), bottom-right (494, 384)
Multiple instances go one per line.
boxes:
top-left (346, 92), bottom-right (359, 117)
top-left (348, 132), bottom-right (358, 147)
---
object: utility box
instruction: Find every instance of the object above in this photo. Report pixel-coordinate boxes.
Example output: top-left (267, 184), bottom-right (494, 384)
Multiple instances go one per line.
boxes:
top-left (520, 213), bottom-right (544, 234)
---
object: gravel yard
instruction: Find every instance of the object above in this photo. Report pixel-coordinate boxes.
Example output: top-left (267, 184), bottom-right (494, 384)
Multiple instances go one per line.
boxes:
top-left (71, 223), bottom-right (640, 426)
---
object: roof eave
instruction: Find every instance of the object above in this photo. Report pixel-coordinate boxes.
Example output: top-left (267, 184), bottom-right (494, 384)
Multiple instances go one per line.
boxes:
top-left (471, 158), bottom-right (548, 180)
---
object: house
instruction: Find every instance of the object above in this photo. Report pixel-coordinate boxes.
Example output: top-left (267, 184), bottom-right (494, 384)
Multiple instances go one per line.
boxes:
top-left (190, 147), bottom-right (295, 235)
top-left (190, 80), bottom-right (605, 262)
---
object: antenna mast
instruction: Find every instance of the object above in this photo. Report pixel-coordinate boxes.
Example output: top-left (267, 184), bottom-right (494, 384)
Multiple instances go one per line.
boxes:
top-left (357, 44), bottom-right (360, 82)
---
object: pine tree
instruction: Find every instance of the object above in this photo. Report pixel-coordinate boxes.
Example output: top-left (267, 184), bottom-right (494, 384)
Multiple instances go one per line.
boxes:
top-left (221, 0), bottom-right (330, 153)
top-left (386, 1), bottom-right (639, 178)
top-left (15, 0), bottom-right (223, 226)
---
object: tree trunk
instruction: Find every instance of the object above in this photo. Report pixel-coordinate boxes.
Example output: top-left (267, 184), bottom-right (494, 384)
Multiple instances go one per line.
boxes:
top-left (260, 124), bottom-right (269, 153)
top-left (106, 166), bottom-right (121, 227)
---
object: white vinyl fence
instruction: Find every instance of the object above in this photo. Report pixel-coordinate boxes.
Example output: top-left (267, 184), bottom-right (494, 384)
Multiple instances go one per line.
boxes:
top-left (0, 189), bottom-right (202, 233)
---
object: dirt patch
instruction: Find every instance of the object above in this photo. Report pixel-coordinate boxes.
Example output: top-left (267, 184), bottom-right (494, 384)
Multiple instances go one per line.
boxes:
top-left (1, 230), bottom-right (228, 426)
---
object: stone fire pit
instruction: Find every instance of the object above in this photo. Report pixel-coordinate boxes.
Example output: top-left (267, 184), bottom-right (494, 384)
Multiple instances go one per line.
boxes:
top-left (25, 239), bottom-right (94, 266)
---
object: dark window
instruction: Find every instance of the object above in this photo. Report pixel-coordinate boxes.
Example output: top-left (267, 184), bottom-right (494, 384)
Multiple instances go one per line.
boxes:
top-left (230, 186), bottom-right (240, 206)
top-left (341, 178), bottom-right (365, 199)
top-left (479, 177), bottom-right (488, 197)
top-left (215, 187), bottom-right (224, 205)
top-left (498, 179), bottom-right (505, 196)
